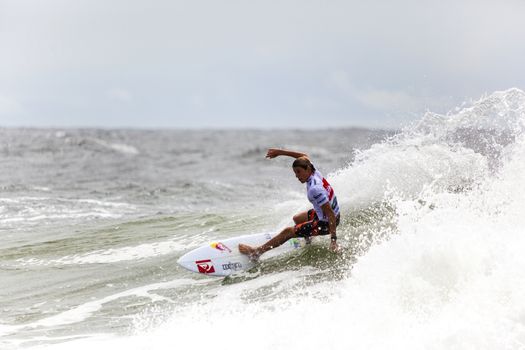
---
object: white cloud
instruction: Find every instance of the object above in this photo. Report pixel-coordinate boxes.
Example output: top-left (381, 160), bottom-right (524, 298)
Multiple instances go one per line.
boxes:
top-left (354, 89), bottom-right (422, 113)
top-left (0, 95), bottom-right (22, 115)
top-left (1, 0), bottom-right (524, 128)
top-left (328, 71), bottom-right (424, 113)
top-left (329, 70), bottom-right (355, 95)
top-left (106, 88), bottom-right (132, 102)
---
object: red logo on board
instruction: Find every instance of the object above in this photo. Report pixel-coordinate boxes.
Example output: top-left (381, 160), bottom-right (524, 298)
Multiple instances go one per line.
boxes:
top-left (196, 259), bottom-right (215, 274)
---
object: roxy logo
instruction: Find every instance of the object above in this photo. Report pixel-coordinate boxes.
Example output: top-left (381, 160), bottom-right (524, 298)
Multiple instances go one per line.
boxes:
top-left (196, 259), bottom-right (215, 274)
top-left (211, 242), bottom-right (232, 253)
top-left (222, 262), bottom-right (243, 271)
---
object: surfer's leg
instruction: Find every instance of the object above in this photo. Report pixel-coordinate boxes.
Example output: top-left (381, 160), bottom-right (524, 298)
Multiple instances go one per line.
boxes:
top-left (294, 209), bottom-right (315, 244)
top-left (293, 211), bottom-right (309, 224)
top-left (239, 226), bottom-right (296, 260)
top-left (259, 227), bottom-right (296, 252)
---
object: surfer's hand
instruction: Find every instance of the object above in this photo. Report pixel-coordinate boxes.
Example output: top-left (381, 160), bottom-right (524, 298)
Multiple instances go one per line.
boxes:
top-left (329, 240), bottom-right (339, 253)
top-left (266, 148), bottom-right (280, 159)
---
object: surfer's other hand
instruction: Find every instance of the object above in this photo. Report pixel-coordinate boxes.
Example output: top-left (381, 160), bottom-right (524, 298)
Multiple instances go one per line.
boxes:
top-left (266, 148), bottom-right (280, 159)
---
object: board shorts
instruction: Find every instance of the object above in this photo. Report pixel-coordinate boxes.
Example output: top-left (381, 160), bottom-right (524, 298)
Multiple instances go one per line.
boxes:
top-left (294, 209), bottom-right (340, 238)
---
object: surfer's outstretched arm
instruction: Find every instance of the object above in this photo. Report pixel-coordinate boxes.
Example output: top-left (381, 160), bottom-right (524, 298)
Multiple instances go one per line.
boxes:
top-left (266, 148), bottom-right (309, 159)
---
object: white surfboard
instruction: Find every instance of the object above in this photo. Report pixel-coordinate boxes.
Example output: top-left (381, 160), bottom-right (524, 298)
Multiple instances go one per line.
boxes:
top-left (177, 232), bottom-right (307, 277)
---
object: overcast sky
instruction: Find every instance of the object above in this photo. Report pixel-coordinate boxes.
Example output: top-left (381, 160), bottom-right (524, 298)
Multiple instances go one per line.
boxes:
top-left (1, 0), bottom-right (524, 129)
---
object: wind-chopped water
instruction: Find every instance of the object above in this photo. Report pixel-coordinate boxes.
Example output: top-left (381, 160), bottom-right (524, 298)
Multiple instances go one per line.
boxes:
top-left (2, 89), bottom-right (525, 349)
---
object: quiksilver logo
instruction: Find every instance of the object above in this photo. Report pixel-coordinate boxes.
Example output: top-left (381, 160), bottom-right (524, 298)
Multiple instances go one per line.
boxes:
top-left (196, 259), bottom-right (215, 274)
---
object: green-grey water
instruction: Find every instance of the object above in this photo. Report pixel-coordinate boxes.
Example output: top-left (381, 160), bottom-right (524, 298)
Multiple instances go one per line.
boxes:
top-left (3, 89), bottom-right (525, 350)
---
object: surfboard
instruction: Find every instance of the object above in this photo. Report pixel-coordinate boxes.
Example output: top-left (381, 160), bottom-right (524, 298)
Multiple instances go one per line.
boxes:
top-left (177, 232), bottom-right (307, 277)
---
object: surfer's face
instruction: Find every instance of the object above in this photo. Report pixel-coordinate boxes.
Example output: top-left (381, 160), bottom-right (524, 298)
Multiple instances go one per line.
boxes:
top-left (293, 167), bottom-right (311, 183)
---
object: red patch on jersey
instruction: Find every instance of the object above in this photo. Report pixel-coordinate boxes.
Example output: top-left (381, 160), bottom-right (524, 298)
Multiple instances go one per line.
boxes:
top-left (322, 178), bottom-right (334, 200)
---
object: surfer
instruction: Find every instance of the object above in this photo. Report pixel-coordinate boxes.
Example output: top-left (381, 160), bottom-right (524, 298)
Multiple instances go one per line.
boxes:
top-left (239, 148), bottom-right (340, 260)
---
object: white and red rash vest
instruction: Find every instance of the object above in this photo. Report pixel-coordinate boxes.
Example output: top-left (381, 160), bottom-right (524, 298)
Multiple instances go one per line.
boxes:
top-left (306, 166), bottom-right (340, 222)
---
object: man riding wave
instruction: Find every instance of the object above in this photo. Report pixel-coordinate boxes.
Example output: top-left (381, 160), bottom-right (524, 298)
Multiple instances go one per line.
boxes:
top-left (239, 148), bottom-right (340, 260)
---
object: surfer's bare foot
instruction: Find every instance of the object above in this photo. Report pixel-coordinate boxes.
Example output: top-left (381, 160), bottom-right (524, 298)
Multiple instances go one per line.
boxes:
top-left (239, 244), bottom-right (260, 261)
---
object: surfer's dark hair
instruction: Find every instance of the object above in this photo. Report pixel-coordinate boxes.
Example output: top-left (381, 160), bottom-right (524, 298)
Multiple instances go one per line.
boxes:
top-left (292, 157), bottom-right (315, 171)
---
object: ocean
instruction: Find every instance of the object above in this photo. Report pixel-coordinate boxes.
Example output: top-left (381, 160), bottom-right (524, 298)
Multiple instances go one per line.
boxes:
top-left (1, 88), bottom-right (525, 349)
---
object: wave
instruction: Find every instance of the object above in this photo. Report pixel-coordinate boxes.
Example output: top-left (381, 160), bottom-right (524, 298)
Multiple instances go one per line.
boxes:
top-left (0, 197), bottom-right (137, 228)
top-left (15, 238), bottom-right (188, 266)
top-left (0, 279), bottom-right (207, 340)
top-left (332, 88), bottom-right (525, 211)
top-left (9, 89), bottom-right (525, 350)
top-left (126, 88), bottom-right (525, 350)
top-left (83, 137), bottom-right (140, 155)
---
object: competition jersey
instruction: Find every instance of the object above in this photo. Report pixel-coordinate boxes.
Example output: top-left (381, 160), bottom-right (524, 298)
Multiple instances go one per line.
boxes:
top-left (306, 167), bottom-right (340, 222)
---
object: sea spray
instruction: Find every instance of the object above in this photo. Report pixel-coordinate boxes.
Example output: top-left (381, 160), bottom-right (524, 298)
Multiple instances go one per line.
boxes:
top-left (125, 88), bottom-right (525, 350)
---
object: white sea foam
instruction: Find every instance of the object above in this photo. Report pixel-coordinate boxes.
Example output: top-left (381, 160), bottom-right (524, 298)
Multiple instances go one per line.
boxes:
top-left (2, 279), bottom-right (207, 339)
top-left (54, 240), bottom-right (187, 264)
top-left (331, 88), bottom-right (525, 212)
top-left (14, 238), bottom-right (188, 267)
top-left (332, 140), bottom-right (488, 211)
top-left (0, 197), bottom-right (137, 227)
top-left (88, 138), bottom-right (139, 155)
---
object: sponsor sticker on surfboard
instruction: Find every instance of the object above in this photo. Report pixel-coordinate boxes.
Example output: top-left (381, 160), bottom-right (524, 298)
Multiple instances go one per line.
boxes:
top-left (195, 259), bottom-right (215, 274)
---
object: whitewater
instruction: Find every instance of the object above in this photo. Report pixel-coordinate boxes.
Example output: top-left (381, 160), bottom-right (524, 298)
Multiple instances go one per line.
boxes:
top-left (1, 89), bottom-right (525, 349)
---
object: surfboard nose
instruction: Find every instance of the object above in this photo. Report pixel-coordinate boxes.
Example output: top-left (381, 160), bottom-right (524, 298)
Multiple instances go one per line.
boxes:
top-left (176, 254), bottom-right (197, 273)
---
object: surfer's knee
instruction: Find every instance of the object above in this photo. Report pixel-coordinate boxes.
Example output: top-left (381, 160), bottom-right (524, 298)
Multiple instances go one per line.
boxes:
top-left (293, 211), bottom-right (308, 224)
